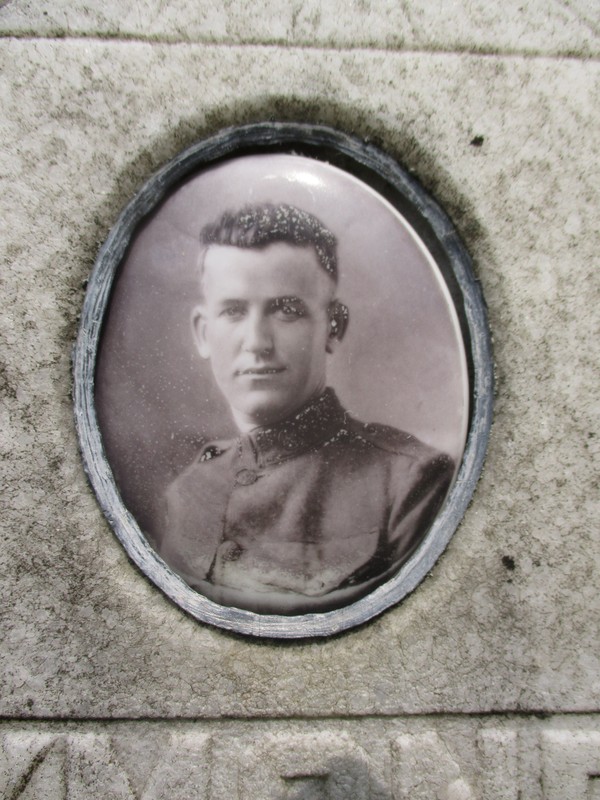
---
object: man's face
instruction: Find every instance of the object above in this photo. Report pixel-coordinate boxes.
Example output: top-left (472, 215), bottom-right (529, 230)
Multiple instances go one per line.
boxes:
top-left (195, 242), bottom-right (338, 430)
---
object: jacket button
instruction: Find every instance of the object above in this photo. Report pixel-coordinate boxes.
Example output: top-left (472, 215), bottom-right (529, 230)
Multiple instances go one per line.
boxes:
top-left (235, 468), bottom-right (258, 486)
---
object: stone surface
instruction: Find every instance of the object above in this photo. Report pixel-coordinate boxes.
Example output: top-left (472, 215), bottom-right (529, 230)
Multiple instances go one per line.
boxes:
top-left (0, 0), bottom-right (598, 56)
top-left (1, 716), bottom-right (599, 798)
top-left (0, 0), bottom-right (599, 795)
top-left (1, 37), bottom-right (598, 717)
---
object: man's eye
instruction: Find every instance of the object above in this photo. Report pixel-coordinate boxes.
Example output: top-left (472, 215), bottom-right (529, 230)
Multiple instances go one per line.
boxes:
top-left (220, 305), bottom-right (245, 320)
top-left (273, 301), bottom-right (306, 320)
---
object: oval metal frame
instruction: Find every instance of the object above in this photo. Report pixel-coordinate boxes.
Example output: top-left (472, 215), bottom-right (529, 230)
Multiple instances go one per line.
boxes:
top-left (73, 122), bottom-right (493, 639)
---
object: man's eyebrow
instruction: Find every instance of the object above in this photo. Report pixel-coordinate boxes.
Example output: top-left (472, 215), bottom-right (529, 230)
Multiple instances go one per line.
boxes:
top-left (215, 297), bottom-right (247, 306)
top-left (270, 295), bottom-right (306, 304)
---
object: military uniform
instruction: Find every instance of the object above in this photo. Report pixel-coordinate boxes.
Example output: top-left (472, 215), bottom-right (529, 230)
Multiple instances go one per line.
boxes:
top-left (160, 389), bottom-right (454, 614)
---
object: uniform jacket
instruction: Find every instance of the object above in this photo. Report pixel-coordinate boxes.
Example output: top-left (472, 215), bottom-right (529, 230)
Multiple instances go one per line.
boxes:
top-left (160, 388), bottom-right (454, 614)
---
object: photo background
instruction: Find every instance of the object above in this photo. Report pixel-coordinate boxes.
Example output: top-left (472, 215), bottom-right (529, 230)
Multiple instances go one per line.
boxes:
top-left (95, 154), bottom-right (469, 543)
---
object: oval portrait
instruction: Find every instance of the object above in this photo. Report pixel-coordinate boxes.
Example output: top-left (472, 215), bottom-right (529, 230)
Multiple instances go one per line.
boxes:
top-left (74, 123), bottom-right (492, 637)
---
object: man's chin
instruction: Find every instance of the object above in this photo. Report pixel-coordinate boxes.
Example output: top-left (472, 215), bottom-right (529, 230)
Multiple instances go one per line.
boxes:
top-left (232, 395), bottom-right (298, 430)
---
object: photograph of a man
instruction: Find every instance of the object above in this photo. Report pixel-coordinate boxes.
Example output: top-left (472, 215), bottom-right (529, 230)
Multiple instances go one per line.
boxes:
top-left (159, 204), bottom-right (454, 614)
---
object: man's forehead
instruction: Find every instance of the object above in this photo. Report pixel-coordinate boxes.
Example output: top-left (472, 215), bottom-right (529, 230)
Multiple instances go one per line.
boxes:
top-left (201, 243), bottom-right (335, 297)
top-left (203, 241), bottom-right (322, 266)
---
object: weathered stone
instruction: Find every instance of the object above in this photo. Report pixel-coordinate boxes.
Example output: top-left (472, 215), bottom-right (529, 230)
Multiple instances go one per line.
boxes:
top-left (0, 0), bottom-right (598, 56)
top-left (1, 716), bottom-right (599, 799)
top-left (1, 38), bottom-right (598, 717)
top-left (0, 1), bottom-right (599, 795)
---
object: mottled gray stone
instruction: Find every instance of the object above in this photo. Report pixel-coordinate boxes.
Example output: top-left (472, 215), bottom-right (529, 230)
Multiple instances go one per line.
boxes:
top-left (1, 716), bottom-right (599, 798)
top-left (0, 0), bottom-right (598, 56)
top-left (0, 33), bottom-right (598, 730)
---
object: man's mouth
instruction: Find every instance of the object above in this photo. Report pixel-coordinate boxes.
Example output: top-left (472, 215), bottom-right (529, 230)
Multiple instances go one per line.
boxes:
top-left (237, 367), bottom-right (286, 376)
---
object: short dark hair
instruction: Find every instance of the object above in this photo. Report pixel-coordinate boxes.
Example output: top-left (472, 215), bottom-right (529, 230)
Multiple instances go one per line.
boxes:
top-left (200, 203), bottom-right (338, 282)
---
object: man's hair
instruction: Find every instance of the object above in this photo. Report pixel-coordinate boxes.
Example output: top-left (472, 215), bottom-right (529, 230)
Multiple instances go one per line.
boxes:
top-left (200, 203), bottom-right (338, 282)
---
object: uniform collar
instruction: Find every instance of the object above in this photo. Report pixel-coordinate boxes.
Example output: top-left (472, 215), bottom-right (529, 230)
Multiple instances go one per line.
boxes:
top-left (243, 388), bottom-right (348, 466)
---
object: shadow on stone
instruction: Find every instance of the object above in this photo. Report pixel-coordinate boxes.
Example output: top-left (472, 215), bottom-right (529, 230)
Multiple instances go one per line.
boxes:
top-left (272, 753), bottom-right (393, 800)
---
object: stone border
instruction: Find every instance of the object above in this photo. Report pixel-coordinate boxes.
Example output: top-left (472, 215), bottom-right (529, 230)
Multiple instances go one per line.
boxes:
top-left (73, 122), bottom-right (493, 638)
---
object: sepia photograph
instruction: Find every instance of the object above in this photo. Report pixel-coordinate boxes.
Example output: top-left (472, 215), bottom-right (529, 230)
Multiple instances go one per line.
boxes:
top-left (93, 151), bottom-right (470, 617)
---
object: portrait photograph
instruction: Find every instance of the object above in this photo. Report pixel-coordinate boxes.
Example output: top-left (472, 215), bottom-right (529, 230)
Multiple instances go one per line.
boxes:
top-left (92, 148), bottom-right (471, 620)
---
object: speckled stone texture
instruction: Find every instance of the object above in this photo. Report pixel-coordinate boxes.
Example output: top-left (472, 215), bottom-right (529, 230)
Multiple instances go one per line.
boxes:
top-left (0, 0), bottom-right (598, 796)
top-left (0, 0), bottom-right (598, 55)
top-left (2, 717), bottom-right (600, 798)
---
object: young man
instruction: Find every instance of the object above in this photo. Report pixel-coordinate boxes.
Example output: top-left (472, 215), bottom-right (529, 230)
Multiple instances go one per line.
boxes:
top-left (160, 204), bottom-right (454, 614)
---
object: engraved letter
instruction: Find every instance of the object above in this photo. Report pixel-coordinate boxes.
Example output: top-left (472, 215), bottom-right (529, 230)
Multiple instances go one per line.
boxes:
top-left (0, 734), bottom-right (66, 799)
top-left (541, 730), bottom-right (600, 800)
top-left (226, 732), bottom-right (370, 799)
top-left (477, 729), bottom-right (519, 800)
top-left (392, 732), bottom-right (475, 800)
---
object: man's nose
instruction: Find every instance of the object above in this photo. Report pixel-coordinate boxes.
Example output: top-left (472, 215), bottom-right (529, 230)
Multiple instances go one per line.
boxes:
top-left (242, 313), bottom-right (274, 354)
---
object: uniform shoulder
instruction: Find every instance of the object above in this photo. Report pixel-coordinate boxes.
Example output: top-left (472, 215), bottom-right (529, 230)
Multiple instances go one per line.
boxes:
top-left (166, 436), bottom-right (234, 493)
top-left (347, 418), bottom-right (415, 453)
top-left (347, 417), bottom-right (454, 468)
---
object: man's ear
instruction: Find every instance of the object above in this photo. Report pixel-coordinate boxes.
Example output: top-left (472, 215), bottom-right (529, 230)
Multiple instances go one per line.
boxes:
top-left (326, 300), bottom-right (349, 353)
top-left (192, 306), bottom-right (211, 359)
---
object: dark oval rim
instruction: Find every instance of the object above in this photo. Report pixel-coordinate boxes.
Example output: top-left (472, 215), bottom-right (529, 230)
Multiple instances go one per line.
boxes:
top-left (73, 122), bottom-right (493, 639)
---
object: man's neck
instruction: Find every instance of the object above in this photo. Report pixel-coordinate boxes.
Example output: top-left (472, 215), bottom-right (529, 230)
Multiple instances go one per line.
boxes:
top-left (232, 387), bottom-right (328, 434)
